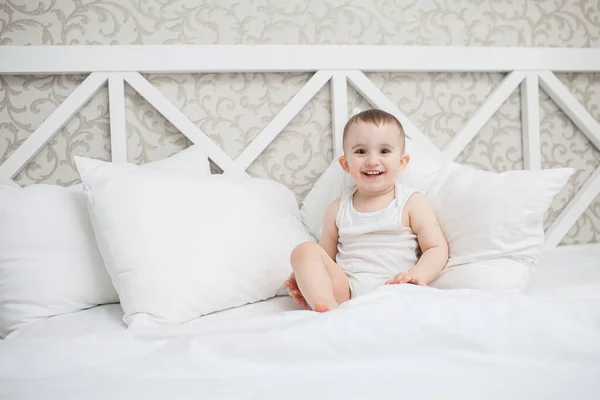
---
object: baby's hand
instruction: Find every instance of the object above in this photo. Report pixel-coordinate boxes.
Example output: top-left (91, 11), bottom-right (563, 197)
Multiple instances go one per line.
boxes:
top-left (385, 271), bottom-right (426, 286)
top-left (284, 272), bottom-right (309, 310)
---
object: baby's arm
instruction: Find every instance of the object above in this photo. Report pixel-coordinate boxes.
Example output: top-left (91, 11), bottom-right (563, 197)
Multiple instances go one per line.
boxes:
top-left (405, 193), bottom-right (449, 284)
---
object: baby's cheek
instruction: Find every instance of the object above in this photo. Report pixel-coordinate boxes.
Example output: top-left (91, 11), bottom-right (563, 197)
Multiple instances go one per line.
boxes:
top-left (349, 159), bottom-right (362, 171)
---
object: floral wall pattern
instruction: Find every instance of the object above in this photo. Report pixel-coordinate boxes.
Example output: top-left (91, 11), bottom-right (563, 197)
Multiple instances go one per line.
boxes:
top-left (1, 0), bottom-right (599, 244)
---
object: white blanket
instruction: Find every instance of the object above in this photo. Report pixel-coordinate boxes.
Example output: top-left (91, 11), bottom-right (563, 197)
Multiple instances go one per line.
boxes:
top-left (1, 284), bottom-right (599, 400)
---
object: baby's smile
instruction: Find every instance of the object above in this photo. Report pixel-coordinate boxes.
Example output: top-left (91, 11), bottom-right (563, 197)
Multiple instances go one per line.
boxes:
top-left (362, 170), bottom-right (385, 178)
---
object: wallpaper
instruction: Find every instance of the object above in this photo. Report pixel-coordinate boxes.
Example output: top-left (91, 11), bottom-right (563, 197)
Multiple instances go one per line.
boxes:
top-left (0, 0), bottom-right (599, 244)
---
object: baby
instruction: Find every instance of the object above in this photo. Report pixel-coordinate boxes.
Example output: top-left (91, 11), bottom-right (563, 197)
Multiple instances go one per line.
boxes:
top-left (285, 109), bottom-right (449, 312)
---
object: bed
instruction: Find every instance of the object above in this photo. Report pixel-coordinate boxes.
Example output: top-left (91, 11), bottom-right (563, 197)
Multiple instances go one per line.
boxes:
top-left (1, 244), bottom-right (600, 399)
top-left (1, 45), bottom-right (600, 399)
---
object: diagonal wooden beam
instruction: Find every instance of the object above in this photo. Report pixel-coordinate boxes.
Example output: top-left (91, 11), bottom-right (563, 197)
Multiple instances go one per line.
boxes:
top-left (443, 71), bottom-right (525, 161)
top-left (0, 72), bottom-right (108, 180)
top-left (545, 166), bottom-right (600, 248)
top-left (231, 70), bottom-right (333, 172)
top-left (123, 72), bottom-right (238, 174)
top-left (538, 71), bottom-right (600, 152)
top-left (345, 70), bottom-right (441, 156)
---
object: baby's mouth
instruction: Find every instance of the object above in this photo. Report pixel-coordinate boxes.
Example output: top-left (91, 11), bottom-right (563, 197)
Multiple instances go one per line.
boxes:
top-left (362, 171), bottom-right (384, 178)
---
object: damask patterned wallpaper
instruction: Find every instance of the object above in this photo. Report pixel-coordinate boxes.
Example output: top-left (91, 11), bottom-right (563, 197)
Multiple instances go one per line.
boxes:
top-left (0, 0), bottom-right (599, 244)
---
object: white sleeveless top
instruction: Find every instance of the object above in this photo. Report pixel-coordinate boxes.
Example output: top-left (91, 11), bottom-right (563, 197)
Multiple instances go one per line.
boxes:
top-left (335, 184), bottom-right (420, 277)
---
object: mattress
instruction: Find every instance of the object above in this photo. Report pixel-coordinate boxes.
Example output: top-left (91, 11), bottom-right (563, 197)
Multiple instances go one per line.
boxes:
top-left (1, 244), bottom-right (599, 400)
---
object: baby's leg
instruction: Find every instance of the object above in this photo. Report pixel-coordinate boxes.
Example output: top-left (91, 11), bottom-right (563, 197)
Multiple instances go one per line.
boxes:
top-left (290, 242), bottom-right (350, 312)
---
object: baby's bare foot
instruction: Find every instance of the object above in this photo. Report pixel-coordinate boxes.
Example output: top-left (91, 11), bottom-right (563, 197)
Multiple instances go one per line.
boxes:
top-left (314, 302), bottom-right (338, 313)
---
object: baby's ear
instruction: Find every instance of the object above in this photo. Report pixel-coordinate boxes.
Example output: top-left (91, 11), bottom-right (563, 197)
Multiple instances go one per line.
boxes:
top-left (400, 153), bottom-right (410, 168)
top-left (338, 155), bottom-right (350, 173)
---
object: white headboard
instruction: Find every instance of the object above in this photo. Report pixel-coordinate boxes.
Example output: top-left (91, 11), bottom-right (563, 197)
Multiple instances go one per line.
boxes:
top-left (0, 45), bottom-right (599, 247)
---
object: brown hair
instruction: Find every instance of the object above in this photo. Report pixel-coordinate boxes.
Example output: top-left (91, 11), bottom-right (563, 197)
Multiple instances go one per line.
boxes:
top-left (342, 109), bottom-right (405, 150)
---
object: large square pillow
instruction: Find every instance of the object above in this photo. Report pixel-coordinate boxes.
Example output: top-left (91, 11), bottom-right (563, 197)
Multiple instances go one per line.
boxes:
top-left (425, 162), bottom-right (573, 291)
top-left (300, 151), bottom-right (573, 291)
top-left (0, 145), bottom-right (210, 337)
top-left (0, 183), bottom-right (116, 338)
top-left (75, 156), bottom-right (313, 327)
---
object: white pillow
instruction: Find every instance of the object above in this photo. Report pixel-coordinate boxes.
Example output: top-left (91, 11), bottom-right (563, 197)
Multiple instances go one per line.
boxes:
top-left (299, 155), bottom-right (354, 241)
top-left (0, 183), bottom-right (116, 338)
top-left (75, 156), bottom-right (313, 327)
top-left (300, 136), bottom-right (446, 241)
top-left (426, 163), bottom-right (574, 291)
top-left (300, 148), bottom-right (572, 291)
top-left (0, 145), bottom-right (210, 337)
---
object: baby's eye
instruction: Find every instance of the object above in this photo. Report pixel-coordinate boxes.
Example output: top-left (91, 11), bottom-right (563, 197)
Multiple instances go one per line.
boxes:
top-left (355, 149), bottom-right (366, 155)
top-left (380, 148), bottom-right (391, 154)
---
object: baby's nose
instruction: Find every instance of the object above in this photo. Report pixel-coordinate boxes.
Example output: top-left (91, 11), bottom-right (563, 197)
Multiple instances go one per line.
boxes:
top-left (366, 154), bottom-right (379, 165)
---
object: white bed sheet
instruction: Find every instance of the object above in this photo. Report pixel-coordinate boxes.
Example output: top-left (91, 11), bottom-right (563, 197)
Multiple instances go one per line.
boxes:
top-left (4, 295), bottom-right (299, 340)
top-left (527, 243), bottom-right (600, 297)
top-left (1, 244), bottom-right (599, 400)
top-left (8, 243), bottom-right (599, 341)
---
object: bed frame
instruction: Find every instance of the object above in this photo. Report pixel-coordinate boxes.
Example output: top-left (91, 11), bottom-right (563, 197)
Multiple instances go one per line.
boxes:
top-left (0, 45), bottom-right (599, 248)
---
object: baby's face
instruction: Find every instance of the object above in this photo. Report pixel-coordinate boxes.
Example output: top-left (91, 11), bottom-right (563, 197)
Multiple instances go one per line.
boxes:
top-left (339, 121), bottom-right (409, 195)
